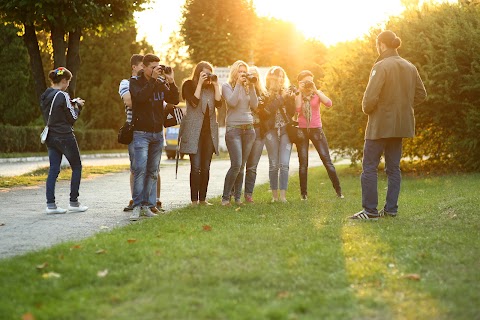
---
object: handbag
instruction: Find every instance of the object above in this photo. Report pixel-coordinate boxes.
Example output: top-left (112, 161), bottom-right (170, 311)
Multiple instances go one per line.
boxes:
top-left (118, 121), bottom-right (134, 145)
top-left (164, 104), bottom-right (184, 128)
top-left (40, 91), bottom-right (62, 144)
top-left (279, 107), bottom-right (300, 144)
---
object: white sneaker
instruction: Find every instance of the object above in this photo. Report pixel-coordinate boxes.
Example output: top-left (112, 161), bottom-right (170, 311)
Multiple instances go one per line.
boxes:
top-left (68, 203), bottom-right (88, 212)
top-left (46, 207), bottom-right (67, 214)
top-left (141, 206), bottom-right (158, 218)
top-left (130, 206), bottom-right (141, 221)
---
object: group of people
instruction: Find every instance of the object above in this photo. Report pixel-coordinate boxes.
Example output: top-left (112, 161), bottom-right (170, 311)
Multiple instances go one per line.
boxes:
top-left (39, 30), bottom-right (426, 221)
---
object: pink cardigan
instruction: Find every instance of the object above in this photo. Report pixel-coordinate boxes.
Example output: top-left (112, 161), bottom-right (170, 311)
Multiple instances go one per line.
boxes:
top-left (296, 94), bottom-right (332, 128)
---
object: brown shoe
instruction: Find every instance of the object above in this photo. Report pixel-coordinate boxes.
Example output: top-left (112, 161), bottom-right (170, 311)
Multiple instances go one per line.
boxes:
top-left (244, 195), bottom-right (254, 203)
top-left (149, 206), bottom-right (164, 214)
top-left (123, 200), bottom-right (134, 212)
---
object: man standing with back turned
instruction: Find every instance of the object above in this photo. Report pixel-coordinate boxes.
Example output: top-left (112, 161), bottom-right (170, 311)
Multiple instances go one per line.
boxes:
top-left (129, 54), bottom-right (179, 221)
top-left (350, 30), bottom-right (427, 221)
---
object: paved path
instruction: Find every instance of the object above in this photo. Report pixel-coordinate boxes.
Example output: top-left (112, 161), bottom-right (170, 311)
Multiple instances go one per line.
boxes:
top-left (0, 152), bottom-right (347, 259)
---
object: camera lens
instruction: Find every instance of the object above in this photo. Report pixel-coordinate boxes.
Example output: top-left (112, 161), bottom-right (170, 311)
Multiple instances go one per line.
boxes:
top-left (208, 74), bottom-right (217, 82)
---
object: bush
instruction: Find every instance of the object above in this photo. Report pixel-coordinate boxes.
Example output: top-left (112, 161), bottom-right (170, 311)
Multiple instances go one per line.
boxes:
top-left (0, 125), bottom-right (124, 153)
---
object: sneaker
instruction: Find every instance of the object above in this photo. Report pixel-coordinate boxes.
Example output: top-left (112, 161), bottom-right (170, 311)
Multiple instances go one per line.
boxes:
top-left (301, 194), bottom-right (308, 201)
top-left (156, 201), bottom-right (166, 212)
top-left (68, 203), bottom-right (88, 212)
top-left (141, 206), bottom-right (158, 217)
top-left (46, 206), bottom-right (67, 214)
top-left (349, 210), bottom-right (379, 221)
top-left (337, 193), bottom-right (345, 199)
top-left (123, 200), bottom-right (134, 211)
top-left (379, 208), bottom-right (397, 217)
top-left (130, 206), bottom-right (141, 221)
top-left (244, 195), bottom-right (254, 203)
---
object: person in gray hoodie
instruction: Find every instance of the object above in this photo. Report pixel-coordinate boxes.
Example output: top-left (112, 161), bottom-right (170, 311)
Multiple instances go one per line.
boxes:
top-left (221, 60), bottom-right (258, 206)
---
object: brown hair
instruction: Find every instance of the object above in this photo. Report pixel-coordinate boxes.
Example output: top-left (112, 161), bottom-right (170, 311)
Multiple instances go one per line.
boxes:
top-left (142, 53), bottom-right (160, 67)
top-left (377, 30), bottom-right (402, 49)
top-left (297, 70), bottom-right (314, 82)
top-left (130, 54), bottom-right (144, 67)
top-left (191, 61), bottom-right (214, 87)
top-left (48, 67), bottom-right (72, 84)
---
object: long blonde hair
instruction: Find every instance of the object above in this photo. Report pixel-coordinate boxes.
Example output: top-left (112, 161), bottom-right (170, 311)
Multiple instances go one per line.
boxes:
top-left (265, 66), bottom-right (290, 95)
top-left (228, 60), bottom-right (249, 87)
top-left (248, 66), bottom-right (266, 96)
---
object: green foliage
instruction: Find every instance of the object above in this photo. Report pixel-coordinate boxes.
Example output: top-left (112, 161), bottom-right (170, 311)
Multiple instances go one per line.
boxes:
top-left (321, 2), bottom-right (480, 171)
top-left (181, 0), bottom-right (257, 66)
top-left (0, 125), bottom-right (124, 152)
top-left (0, 23), bottom-right (38, 125)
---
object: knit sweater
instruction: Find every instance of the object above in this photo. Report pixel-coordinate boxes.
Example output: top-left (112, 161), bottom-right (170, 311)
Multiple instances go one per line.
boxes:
top-left (222, 83), bottom-right (258, 126)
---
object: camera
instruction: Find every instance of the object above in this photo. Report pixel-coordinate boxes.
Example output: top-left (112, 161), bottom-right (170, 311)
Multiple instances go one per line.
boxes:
top-left (158, 65), bottom-right (172, 74)
top-left (303, 80), bottom-right (314, 90)
top-left (288, 85), bottom-right (300, 96)
top-left (206, 73), bottom-right (218, 82)
top-left (242, 73), bottom-right (257, 83)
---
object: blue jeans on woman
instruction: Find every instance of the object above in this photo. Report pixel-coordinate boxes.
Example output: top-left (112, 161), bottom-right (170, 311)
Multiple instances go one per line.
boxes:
top-left (264, 126), bottom-right (292, 191)
top-left (361, 138), bottom-right (402, 214)
top-left (132, 131), bottom-right (163, 208)
top-left (244, 126), bottom-right (265, 196)
top-left (45, 134), bottom-right (82, 205)
top-left (222, 127), bottom-right (256, 201)
top-left (189, 130), bottom-right (215, 201)
top-left (297, 127), bottom-right (341, 197)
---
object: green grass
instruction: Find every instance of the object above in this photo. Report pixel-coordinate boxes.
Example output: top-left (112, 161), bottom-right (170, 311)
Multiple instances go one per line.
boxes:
top-left (0, 166), bottom-right (479, 319)
top-left (0, 149), bottom-right (129, 159)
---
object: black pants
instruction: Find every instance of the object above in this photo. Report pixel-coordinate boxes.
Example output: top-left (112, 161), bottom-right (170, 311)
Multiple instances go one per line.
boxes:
top-left (296, 128), bottom-right (341, 196)
top-left (189, 130), bottom-right (214, 201)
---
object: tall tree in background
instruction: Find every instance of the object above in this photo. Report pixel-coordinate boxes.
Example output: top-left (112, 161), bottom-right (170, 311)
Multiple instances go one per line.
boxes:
top-left (0, 0), bottom-right (147, 99)
top-left (180, 0), bottom-right (257, 66)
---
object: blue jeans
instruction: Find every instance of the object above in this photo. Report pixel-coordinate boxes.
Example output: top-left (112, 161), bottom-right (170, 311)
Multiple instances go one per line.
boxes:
top-left (189, 130), bottom-right (214, 201)
top-left (132, 131), bottom-right (163, 208)
top-left (129, 139), bottom-right (157, 206)
top-left (297, 128), bottom-right (341, 196)
top-left (361, 138), bottom-right (403, 214)
top-left (264, 127), bottom-right (292, 191)
top-left (244, 126), bottom-right (265, 196)
top-left (45, 134), bottom-right (82, 204)
top-left (222, 127), bottom-right (256, 201)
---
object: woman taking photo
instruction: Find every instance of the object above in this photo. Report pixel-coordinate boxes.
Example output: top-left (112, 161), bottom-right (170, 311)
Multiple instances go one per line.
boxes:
top-left (295, 70), bottom-right (343, 200)
top-left (242, 66), bottom-right (267, 203)
top-left (263, 66), bottom-right (296, 203)
top-left (40, 67), bottom-right (88, 214)
top-left (179, 61), bottom-right (222, 206)
top-left (221, 60), bottom-right (258, 206)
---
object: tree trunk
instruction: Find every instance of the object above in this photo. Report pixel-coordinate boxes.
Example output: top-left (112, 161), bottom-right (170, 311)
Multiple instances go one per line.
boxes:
top-left (23, 23), bottom-right (47, 102)
top-left (66, 29), bottom-right (82, 97)
top-left (50, 24), bottom-right (66, 68)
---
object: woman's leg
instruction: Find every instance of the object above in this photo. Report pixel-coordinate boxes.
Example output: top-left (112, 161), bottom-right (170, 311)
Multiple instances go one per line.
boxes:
top-left (244, 127), bottom-right (264, 199)
top-left (264, 128), bottom-right (280, 199)
top-left (233, 128), bottom-right (256, 202)
top-left (278, 129), bottom-right (292, 199)
top-left (297, 129), bottom-right (309, 198)
top-left (46, 138), bottom-right (63, 207)
top-left (222, 127), bottom-right (243, 202)
top-left (60, 135), bottom-right (83, 204)
top-left (199, 131), bottom-right (215, 202)
top-left (311, 128), bottom-right (342, 196)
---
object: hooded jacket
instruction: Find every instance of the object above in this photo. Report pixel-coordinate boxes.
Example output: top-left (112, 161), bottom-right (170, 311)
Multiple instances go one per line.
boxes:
top-left (362, 48), bottom-right (427, 139)
top-left (129, 72), bottom-right (180, 133)
top-left (40, 88), bottom-right (80, 137)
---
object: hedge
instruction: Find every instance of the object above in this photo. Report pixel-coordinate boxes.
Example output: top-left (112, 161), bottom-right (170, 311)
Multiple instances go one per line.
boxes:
top-left (0, 125), bottom-right (125, 153)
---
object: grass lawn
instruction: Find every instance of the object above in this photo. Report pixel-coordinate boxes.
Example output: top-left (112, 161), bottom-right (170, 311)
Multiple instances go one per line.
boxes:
top-left (0, 166), bottom-right (479, 319)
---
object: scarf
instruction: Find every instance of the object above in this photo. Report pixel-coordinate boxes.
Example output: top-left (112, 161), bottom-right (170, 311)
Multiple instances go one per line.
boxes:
top-left (301, 91), bottom-right (316, 127)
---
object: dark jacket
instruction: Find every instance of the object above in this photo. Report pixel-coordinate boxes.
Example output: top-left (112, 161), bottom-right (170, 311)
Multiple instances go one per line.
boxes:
top-left (129, 73), bottom-right (180, 133)
top-left (259, 93), bottom-right (296, 132)
top-left (40, 88), bottom-right (80, 137)
top-left (362, 49), bottom-right (427, 139)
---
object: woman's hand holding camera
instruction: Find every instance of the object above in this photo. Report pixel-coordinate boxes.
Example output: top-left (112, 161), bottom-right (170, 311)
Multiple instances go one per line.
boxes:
top-left (71, 98), bottom-right (85, 108)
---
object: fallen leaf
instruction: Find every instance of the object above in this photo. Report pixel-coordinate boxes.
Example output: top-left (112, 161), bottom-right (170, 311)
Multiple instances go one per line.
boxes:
top-left (42, 272), bottom-right (61, 279)
top-left (58, 254), bottom-right (64, 260)
top-left (96, 249), bottom-right (107, 254)
top-left (277, 291), bottom-right (290, 299)
top-left (97, 269), bottom-right (108, 278)
top-left (70, 244), bottom-right (82, 250)
top-left (235, 207), bottom-right (241, 212)
top-left (36, 262), bottom-right (49, 270)
top-left (403, 274), bottom-right (421, 281)
top-left (22, 313), bottom-right (35, 320)
top-left (127, 239), bottom-right (137, 243)
top-left (100, 226), bottom-right (109, 230)
top-left (388, 263), bottom-right (395, 268)
top-left (155, 250), bottom-right (162, 256)
top-left (202, 225), bottom-right (212, 231)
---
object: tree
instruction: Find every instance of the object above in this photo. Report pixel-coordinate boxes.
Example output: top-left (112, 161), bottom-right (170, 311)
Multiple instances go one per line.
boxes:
top-left (0, 0), bottom-right (148, 100)
top-left (180, 0), bottom-right (257, 66)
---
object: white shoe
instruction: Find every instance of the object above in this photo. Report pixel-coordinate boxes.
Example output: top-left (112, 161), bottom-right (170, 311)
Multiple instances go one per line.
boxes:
top-left (130, 206), bottom-right (141, 221)
top-left (46, 207), bottom-right (67, 214)
top-left (68, 203), bottom-right (88, 212)
top-left (141, 206), bottom-right (158, 217)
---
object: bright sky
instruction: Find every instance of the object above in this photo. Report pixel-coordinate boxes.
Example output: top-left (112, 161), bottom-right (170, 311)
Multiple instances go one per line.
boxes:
top-left (135, 0), bottom-right (456, 53)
